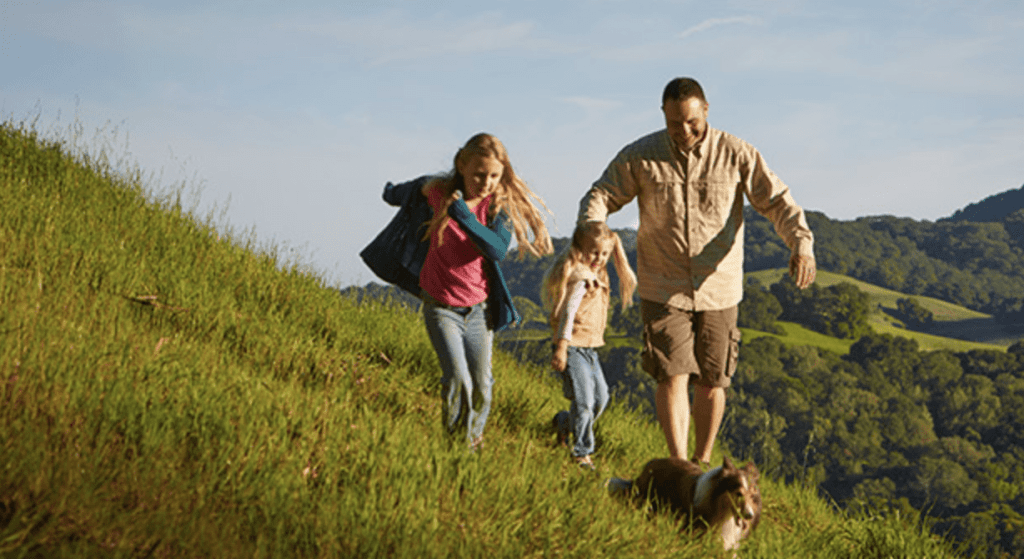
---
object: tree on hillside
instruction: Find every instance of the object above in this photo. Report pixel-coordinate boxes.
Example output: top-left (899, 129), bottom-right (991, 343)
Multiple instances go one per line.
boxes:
top-left (608, 296), bottom-right (642, 337)
top-left (913, 456), bottom-right (979, 512)
top-left (895, 297), bottom-right (934, 329)
top-left (738, 278), bottom-right (784, 334)
top-left (511, 295), bottom-right (547, 329)
top-left (994, 296), bottom-right (1024, 324)
top-left (1004, 209), bottom-right (1024, 250)
top-left (770, 278), bottom-right (871, 339)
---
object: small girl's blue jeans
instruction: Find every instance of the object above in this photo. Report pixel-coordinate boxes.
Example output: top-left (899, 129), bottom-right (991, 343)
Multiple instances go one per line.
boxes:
top-left (560, 346), bottom-right (609, 458)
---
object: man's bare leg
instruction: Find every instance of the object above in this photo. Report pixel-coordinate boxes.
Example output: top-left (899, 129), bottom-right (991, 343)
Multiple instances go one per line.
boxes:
top-left (691, 385), bottom-right (725, 463)
top-left (655, 374), bottom-right (690, 459)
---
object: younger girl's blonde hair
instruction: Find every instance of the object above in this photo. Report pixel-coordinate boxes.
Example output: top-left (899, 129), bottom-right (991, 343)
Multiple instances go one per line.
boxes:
top-left (541, 221), bottom-right (637, 330)
top-left (422, 133), bottom-right (554, 258)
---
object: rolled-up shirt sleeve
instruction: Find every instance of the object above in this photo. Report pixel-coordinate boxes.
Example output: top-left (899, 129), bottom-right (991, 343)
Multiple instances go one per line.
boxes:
top-left (577, 151), bottom-right (639, 225)
top-left (745, 150), bottom-right (815, 259)
top-left (555, 280), bottom-right (587, 342)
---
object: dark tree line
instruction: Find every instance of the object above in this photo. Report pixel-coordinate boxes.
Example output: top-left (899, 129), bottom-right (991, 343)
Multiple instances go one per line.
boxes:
top-left (722, 335), bottom-right (1024, 557)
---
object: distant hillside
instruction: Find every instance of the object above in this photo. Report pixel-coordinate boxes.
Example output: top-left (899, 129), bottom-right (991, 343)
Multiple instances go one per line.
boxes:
top-left (946, 183), bottom-right (1024, 222)
top-left (746, 205), bottom-right (1024, 317)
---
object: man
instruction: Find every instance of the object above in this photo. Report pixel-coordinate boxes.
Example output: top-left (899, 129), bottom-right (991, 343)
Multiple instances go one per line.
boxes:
top-left (578, 77), bottom-right (816, 465)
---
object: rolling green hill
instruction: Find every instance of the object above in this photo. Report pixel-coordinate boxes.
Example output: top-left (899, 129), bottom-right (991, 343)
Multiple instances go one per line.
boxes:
top-left (0, 120), bottom-right (957, 556)
top-left (746, 269), bottom-right (1014, 351)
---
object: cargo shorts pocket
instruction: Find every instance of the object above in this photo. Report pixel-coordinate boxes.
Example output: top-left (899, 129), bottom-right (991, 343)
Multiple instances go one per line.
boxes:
top-left (725, 327), bottom-right (742, 379)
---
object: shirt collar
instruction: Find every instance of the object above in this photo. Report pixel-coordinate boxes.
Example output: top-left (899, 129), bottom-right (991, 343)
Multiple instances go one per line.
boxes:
top-left (668, 127), bottom-right (709, 158)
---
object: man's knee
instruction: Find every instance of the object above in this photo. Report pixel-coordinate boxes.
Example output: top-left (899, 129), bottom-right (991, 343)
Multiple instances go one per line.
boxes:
top-left (657, 372), bottom-right (690, 395)
top-left (693, 384), bottom-right (723, 398)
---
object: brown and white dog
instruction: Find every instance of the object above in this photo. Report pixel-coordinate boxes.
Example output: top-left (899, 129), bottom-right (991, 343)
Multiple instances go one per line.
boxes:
top-left (607, 456), bottom-right (761, 551)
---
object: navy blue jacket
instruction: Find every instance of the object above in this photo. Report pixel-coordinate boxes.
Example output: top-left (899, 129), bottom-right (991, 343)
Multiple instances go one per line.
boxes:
top-left (359, 175), bottom-right (521, 331)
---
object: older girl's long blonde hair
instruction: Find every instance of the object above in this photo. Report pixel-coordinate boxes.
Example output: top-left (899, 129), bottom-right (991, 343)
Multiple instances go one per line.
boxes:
top-left (422, 133), bottom-right (553, 258)
top-left (541, 221), bottom-right (637, 330)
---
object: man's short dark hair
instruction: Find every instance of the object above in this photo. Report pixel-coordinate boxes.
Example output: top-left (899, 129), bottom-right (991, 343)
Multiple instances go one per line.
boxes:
top-left (662, 77), bottom-right (706, 105)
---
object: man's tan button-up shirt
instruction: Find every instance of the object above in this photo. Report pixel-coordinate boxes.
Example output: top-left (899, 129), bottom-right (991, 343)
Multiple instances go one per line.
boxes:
top-left (578, 127), bottom-right (814, 311)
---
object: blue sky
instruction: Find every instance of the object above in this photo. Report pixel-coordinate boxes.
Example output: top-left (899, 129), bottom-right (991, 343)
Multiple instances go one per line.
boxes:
top-left (4, 0), bottom-right (1023, 285)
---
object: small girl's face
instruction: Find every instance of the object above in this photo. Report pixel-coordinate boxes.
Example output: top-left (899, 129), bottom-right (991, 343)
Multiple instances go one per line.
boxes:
top-left (581, 238), bottom-right (613, 271)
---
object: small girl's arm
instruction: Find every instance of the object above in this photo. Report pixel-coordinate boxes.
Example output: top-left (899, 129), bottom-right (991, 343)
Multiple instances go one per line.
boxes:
top-left (551, 280), bottom-right (587, 372)
top-left (447, 198), bottom-right (512, 261)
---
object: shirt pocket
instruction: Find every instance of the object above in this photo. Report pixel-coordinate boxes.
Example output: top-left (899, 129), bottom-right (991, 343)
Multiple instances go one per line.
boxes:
top-left (691, 179), bottom-right (740, 226)
top-left (643, 181), bottom-right (684, 225)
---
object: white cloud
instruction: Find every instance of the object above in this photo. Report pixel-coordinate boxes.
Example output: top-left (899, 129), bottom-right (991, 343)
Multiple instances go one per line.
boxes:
top-left (677, 15), bottom-right (761, 40)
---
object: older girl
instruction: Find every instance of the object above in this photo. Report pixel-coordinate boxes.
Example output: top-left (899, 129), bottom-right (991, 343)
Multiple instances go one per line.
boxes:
top-left (362, 133), bottom-right (552, 450)
top-left (542, 221), bottom-right (636, 469)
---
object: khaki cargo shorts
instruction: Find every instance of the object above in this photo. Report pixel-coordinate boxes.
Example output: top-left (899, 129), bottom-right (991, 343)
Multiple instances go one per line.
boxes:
top-left (640, 300), bottom-right (741, 388)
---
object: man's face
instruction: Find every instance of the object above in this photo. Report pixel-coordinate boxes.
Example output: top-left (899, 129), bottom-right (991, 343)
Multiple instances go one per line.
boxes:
top-left (662, 97), bottom-right (708, 152)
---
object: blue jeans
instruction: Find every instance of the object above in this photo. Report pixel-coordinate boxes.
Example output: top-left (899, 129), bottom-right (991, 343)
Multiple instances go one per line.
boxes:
top-left (560, 346), bottom-right (609, 457)
top-left (422, 297), bottom-right (494, 445)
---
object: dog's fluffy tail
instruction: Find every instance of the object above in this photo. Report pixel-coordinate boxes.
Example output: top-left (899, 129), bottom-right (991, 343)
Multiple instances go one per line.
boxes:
top-left (605, 477), bottom-right (634, 498)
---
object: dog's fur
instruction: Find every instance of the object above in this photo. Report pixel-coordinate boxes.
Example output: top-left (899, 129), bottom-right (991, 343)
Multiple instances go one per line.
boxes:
top-left (607, 456), bottom-right (761, 551)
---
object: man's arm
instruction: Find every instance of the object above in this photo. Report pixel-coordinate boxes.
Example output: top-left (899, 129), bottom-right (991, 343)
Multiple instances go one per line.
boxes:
top-left (577, 151), bottom-right (639, 225)
top-left (746, 149), bottom-right (816, 289)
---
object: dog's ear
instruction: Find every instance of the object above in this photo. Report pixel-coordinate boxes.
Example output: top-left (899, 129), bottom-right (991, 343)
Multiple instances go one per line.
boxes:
top-left (743, 462), bottom-right (760, 484)
top-left (722, 456), bottom-right (735, 472)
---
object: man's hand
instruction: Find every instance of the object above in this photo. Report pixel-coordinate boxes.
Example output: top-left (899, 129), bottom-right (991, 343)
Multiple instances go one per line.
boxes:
top-left (551, 339), bottom-right (569, 372)
top-left (789, 253), bottom-right (816, 289)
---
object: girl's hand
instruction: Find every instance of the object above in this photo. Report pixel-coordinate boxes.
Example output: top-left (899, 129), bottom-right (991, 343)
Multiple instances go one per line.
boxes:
top-left (551, 340), bottom-right (569, 372)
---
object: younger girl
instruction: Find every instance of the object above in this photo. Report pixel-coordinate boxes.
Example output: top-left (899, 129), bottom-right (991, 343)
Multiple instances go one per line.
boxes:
top-left (541, 221), bottom-right (636, 469)
top-left (363, 133), bottom-right (553, 450)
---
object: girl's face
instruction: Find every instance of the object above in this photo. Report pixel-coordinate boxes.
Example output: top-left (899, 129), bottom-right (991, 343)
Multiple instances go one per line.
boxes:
top-left (582, 238), bottom-right (613, 271)
top-left (458, 155), bottom-right (504, 200)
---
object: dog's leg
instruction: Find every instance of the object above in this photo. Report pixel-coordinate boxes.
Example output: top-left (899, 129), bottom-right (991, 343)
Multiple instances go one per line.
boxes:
top-left (719, 516), bottom-right (746, 552)
top-left (605, 477), bottom-right (633, 498)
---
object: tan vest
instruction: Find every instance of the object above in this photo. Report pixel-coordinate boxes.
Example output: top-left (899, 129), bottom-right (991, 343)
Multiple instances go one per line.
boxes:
top-left (567, 269), bottom-right (609, 348)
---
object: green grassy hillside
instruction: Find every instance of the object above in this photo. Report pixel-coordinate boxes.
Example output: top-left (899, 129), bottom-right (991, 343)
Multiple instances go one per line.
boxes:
top-left (0, 121), bottom-right (955, 557)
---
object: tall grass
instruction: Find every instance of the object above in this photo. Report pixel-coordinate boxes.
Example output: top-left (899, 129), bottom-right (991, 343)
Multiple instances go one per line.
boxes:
top-left (0, 120), bottom-right (957, 557)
